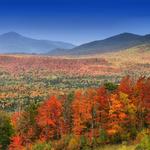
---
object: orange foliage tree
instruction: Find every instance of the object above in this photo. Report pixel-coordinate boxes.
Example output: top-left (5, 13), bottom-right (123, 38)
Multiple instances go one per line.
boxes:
top-left (36, 96), bottom-right (63, 141)
top-left (9, 135), bottom-right (24, 150)
top-left (72, 90), bottom-right (92, 135)
top-left (119, 75), bottom-right (133, 95)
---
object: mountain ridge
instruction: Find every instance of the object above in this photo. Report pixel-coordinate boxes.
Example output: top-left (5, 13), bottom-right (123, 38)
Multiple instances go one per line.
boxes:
top-left (0, 32), bottom-right (75, 54)
top-left (49, 32), bottom-right (150, 55)
top-left (1, 32), bottom-right (150, 55)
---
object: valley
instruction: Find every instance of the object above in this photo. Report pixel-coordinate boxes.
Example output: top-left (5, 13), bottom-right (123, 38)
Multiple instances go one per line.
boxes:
top-left (1, 44), bottom-right (150, 112)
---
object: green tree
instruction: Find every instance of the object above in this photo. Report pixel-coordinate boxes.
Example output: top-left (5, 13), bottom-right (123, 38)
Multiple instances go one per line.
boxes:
top-left (16, 102), bottom-right (40, 144)
top-left (0, 111), bottom-right (14, 150)
top-left (104, 82), bottom-right (118, 92)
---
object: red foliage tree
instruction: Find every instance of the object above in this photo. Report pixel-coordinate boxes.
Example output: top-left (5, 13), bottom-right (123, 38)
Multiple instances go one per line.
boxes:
top-left (9, 135), bottom-right (24, 150)
top-left (141, 78), bottom-right (150, 125)
top-left (36, 96), bottom-right (63, 141)
top-left (72, 90), bottom-right (92, 135)
top-left (119, 76), bottom-right (133, 95)
top-left (96, 87), bottom-right (110, 128)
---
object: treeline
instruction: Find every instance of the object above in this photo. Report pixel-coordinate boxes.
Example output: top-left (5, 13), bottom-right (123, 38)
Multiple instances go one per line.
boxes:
top-left (0, 76), bottom-right (150, 150)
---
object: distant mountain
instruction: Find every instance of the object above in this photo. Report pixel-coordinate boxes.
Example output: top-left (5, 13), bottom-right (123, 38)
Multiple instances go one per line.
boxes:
top-left (0, 32), bottom-right (75, 54)
top-left (49, 33), bottom-right (150, 55)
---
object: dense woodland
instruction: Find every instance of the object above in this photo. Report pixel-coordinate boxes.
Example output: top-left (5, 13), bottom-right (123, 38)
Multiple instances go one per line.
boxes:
top-left (0, 76), bottom-right (150, 150)
top-left (1, 54), bottom-right (150, 113)
top-left (0, 55), bottom-right (122, 112)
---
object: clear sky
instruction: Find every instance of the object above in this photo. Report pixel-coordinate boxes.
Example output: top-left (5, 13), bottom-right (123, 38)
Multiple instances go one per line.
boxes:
top-left (0, 0), bottom-right (150, 45)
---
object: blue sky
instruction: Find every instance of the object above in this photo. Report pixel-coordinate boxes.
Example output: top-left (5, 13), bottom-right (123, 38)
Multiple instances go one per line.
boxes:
top-left (0, 0), bottom-right (150, 45)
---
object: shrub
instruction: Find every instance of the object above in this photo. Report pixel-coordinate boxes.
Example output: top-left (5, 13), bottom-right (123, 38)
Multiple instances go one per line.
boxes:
top-left (135, 134), bottom-right (150, 150)
top-left (109, 133), bottom-right (122, 144)
top-left (97, 129), bottom-right (108, 144)
top-left (135, 129), bottom-right (149, 144)
top-left (67, 136), bottom-right (80, 150)
top-left (79, 135), bottom-right (90, 150)
top-left (104, 82), bottom-right (118, 92)
top-left (32, 141), bottom-right (52, 150)
top-left (8, 135), bottom-right (24, 150)
top-left (52, 135), bottom-right (71, 150)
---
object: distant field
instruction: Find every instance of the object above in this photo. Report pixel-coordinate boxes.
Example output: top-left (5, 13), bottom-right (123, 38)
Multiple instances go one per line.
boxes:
top-left (0, 45), bottom-right (150, 111)
top-left (95, 144), bottom-right (136, 150)
top-left (0, 54), bottom-right (119, 76)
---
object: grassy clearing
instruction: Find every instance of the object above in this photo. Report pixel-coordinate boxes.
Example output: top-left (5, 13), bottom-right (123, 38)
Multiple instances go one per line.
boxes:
top-left (95, 144), bottom-right (136, 150)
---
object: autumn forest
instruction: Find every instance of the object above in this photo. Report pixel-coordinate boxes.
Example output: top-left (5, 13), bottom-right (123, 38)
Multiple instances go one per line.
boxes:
top-left (0, 54), bottom-right (150, 150)
top-left (1, 75), bottom-right (150, 150)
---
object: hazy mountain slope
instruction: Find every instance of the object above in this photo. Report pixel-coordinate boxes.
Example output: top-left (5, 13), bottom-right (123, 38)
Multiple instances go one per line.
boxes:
top-left (99, 44), bottom-right (150, 71)
top-left (0, 32), bottom-right (75, 54)
top-left (49, 33), bottom-right (150, 55)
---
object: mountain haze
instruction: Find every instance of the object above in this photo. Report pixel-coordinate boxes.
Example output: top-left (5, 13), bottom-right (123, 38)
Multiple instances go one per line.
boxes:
top-left (0, 32), bottom-right (75, 54)
top-left (1, 32), bottom-right (150, 55)
top-left (49, 33), bottom-right (150, 55)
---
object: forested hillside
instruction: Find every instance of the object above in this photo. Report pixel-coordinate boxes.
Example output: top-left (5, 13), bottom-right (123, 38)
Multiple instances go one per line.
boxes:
top-left (1, 76), bottom-right (150, 150)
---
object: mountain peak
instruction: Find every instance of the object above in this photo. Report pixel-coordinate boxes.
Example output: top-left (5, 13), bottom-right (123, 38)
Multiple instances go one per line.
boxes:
top-left (0, 32), bottom-right (75, 54)
top-left (109, 32), bottom-right (141, 39)
top-left (1, 31), bottom-right (22, 37)
top-left (102, 32), bottom-right (142, 42)
top-left (58, 32), bottom-right (150, 55)
top-left (119, 32), bottom-right (138, 36)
